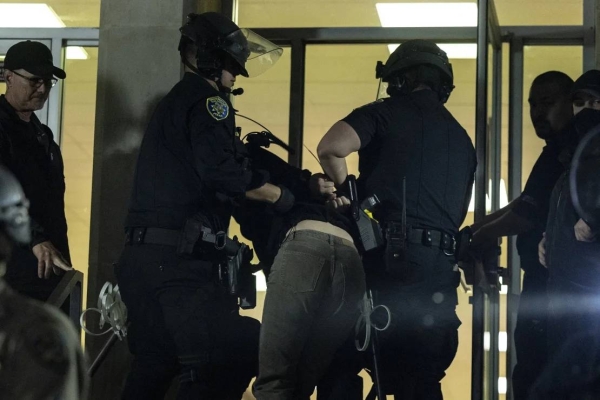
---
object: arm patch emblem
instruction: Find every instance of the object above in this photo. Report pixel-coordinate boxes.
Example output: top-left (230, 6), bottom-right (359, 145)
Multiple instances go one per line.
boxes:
top-left (206, 96), bottom-right (229, 121)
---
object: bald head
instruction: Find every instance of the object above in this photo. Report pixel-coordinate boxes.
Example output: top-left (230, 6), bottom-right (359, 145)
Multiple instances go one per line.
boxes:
top-left (529, 71), bottom-right (574, 140)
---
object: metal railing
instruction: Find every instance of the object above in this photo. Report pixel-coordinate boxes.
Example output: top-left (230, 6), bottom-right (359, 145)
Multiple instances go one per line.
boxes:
top-left (47, 269), bottom-right (84, 334)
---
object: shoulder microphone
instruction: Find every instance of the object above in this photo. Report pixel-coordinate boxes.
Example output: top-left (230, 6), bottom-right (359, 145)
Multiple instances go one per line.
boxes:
top-left (231, 88), bottom-right (244, 96)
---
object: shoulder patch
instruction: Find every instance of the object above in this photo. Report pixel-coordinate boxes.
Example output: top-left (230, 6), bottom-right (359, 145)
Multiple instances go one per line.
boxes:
top-left (206, 96), bottom-right (229, 121)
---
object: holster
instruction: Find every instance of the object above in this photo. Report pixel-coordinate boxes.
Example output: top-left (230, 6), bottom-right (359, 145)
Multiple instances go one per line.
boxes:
top-left (345, 175), bottom-right (384, 253)
top-left (220, 237), bottom-right (257, 310)
top-left (176, 215), bottom-right (257, 309)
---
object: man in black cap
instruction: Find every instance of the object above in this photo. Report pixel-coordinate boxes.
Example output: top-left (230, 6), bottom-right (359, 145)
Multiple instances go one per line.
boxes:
top-left (532, 69), bottom-right (600, 399)
top-left (0, 40), bottom-right (72, 303)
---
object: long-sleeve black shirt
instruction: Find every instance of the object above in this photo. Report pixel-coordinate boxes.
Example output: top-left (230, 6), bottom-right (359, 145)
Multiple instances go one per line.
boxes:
top-left (126, 73), bottom-right (267, 232)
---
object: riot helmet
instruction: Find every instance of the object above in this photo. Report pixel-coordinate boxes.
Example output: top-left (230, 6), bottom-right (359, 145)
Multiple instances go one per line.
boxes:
top-left (375, 40), bottom-right (454, 103)
top-left (178, 12), bottom-right (282, 83)
top-left (0, 166), bottom-right (30, 247)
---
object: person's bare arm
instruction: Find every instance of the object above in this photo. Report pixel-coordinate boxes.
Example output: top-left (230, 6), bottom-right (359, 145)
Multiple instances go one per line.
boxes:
top-left (471, 208), bottom-right (534, 249)
top-left (317, 121), bottom-right (362, 186)
top-left (470, 199), bottom-right (518, 233)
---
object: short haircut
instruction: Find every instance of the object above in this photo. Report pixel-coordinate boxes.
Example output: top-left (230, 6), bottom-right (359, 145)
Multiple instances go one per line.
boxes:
top-left (531, 71), bottom-right (574, 96)
top-left (181, 41), bottom-right (197, 64)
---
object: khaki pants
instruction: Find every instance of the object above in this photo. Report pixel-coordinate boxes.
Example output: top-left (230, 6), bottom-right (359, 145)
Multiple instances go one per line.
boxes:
top-left (254, 230), bottom-right (366, 400)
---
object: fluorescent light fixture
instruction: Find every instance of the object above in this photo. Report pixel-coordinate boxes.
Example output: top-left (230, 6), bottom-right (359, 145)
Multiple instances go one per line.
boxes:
top-left (0, 3), bottom-right (65, 28)
top-left (379, 3), bottom-right (478, 59)
top-left (388, 43), bottom-right (477, 59)
top-left (66, 46), bottom-right (89, 60)
top-left (0, 4), bottom-right (88, 60)
top-left (498, 377), bottom-right (507, 394)
top-left (376, 3), bottom-right (478, 28)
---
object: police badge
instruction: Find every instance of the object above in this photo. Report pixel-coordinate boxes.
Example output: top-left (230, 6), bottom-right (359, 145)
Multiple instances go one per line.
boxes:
top-left (206, 96), bottom-right (229, 121)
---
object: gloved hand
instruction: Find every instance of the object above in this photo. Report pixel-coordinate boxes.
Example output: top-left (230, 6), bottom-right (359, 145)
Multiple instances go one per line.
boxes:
top-left (273, 185), bottom-right (295, 213)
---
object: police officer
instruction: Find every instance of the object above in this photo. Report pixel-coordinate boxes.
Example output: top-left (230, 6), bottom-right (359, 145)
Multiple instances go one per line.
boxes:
top-left (0, 165), bottom-right (87, 400)
top-left (317, 40), bottom-right (476, 399)
top-left (116, 12), bottom-right (289, 400)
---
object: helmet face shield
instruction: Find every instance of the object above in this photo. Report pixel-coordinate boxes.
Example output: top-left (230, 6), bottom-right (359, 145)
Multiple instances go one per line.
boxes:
top-left (224, 29), bottom-right (283, 78)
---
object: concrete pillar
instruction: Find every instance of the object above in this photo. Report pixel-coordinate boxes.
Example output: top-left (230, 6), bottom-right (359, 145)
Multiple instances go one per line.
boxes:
top-left (86, 0), bottom-right (202, 398)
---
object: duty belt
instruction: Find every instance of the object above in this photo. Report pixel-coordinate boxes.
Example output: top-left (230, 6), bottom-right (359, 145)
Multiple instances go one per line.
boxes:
top-left (125, 226), bottom-right (227, 250)
top-left (386, 223), bottom-right (456, 254)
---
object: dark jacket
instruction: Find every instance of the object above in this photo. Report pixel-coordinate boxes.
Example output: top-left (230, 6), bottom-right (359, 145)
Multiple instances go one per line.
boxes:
top-left (125, 73), bottom-right (267, 233)
top-left (233, 145), bottom-right (352, 275)
top-left (0, 95), bottom-right (69, 259)
top-left (545, 110), bottom-right (600, 288)
top-left (545, 171), bottom-right (600, 288)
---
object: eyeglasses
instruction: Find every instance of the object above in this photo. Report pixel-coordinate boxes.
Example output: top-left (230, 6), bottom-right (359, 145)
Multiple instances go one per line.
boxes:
top-left (10, 70), bottom-right (58, 88)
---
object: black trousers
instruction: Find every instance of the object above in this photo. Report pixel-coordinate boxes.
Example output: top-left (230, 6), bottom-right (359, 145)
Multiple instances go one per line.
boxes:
top-left (512, 254), bottom-right (549, 400)
top-left (115, 244), bottom-right (260, 400)
top-left (318, 243), bottom-right (461, 400)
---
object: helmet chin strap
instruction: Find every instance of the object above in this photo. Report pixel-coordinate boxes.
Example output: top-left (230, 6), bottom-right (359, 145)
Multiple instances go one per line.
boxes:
top-left (182, 56), bottom-right (231, 93)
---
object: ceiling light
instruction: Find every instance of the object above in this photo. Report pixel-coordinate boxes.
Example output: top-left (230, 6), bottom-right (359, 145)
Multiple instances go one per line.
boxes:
top-left (388, 43), bottom-right (477, 59)
top-left (0, 4), bottom-right (88, 60)
top-left (376, 2), bottom-right (478, 28)
top-left (0, 4), bottom-right (65, 28)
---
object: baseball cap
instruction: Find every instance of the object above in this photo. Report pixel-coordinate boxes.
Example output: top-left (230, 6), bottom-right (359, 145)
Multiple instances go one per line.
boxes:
top-left (572, 70), bottom-right (600, 99)
top-left (3, 41), bottom-right (66, 80)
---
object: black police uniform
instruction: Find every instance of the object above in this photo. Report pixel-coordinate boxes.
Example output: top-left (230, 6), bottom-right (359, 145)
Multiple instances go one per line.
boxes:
top-left (341, 90), bottom-right (476, 399)
top-left (0, 95), bottom-right (70, 302)
top-left (509, 138), bottom-right (565, 400)
top-left (116, 72), bottom-right (265, 400)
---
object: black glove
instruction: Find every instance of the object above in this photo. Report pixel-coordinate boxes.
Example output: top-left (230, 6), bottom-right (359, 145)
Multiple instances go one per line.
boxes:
top-left (273, 185), bottom-right (295, 213)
